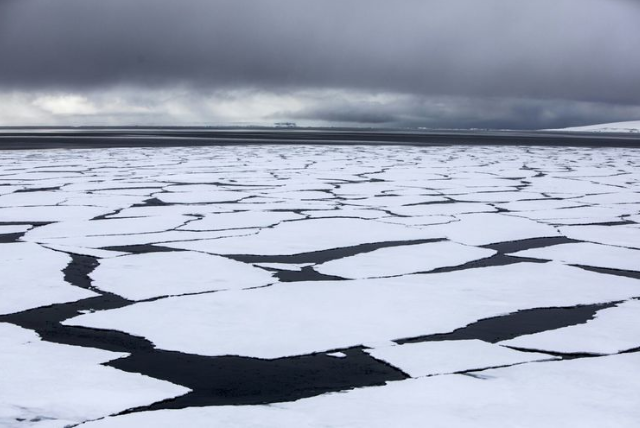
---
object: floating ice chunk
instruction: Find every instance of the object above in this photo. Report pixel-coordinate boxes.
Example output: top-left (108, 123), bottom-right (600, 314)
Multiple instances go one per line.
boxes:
top-left (501, 300), bottom-right (640, 355)
top-left (66, 263), bottom-right (640, 358)
top-left (23, 216), bottom-right (190, 241)
top-left (0, 243), bottom-right (96, 315)
top-left (327, 352), bottom-right (347, 358)
top-left (89, 251), bottom-right (275, 301)
top-left (60, 194), bottom-right (146, 208)
top-left (255, 263), bottom-right (314, 271)
top-left (375, 215), bottom-right (457, 227)
top-left (389, 203), bottom-right (497, 217)
top-left (0, 191), bottom-right (68, 207)
top-left (0, 224), bottom-right (32, 234)
top-left (366, 340), bottom-right (554, 377)
top-left (180, 211), bottom-right (303, 231)
top-left (34, 228), bottom-right (260, 249)
top-left (302, 209), bottom-right (385, 219)
top-left (344, 195), bottom-right (447, 207)
top-left (575, 192), bottom-right (640, 205)
top-left (315, 242), bottom-right (495, 279)
top-left (437, 213), bottom-right (559, 245)
top-left (156, 190), bottom-right (251, 204)
top-left (163, 218), bottom-right (444, 256)
top-left (77, 353), bottom-right (640, 428)
top-left (506, 206), bottom-right (632, 223)
top-left (108, 205), bottom-right (237, 218)
top-left (42, 244), bottom-right (129, 258)
top-left (0, 206), bottom-right (111, 222)
top-left (0, 323), bottom-right (188, 428)
top-left (559, 225), bottom-right (640, 249)
top-left (452, 192), bottom-right (544, 203)
top-left (509, 242), bottom-right (640, 272)
top-left (496, 199), bottom-right (584, 212)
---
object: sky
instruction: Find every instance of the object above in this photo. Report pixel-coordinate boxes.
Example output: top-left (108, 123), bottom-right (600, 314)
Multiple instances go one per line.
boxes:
top-left (0, 0), bottom-right (639, 129)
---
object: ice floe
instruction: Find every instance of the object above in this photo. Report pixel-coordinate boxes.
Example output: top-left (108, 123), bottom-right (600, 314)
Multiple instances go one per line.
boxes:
top-left (437, 213), bottom-right (560, 245)
top-left (366, 340), bottom-right (554, 377)
top-left (0, 243), bottom-right (96, 315)
top-left (65, 263), bottom-right (640, 358)
top-left (77, 353), bottom-right (640, 428)
top-left (0, 323), bottom-right (188, 428)
top-left (89, 251), bottom-right (276, 300)
top-left (163, 218), bottom-right (444, 256)
top-left (315, 242), bottom-right (495, 279)
top-left (509, 242), bottom-right (640, 272)
top-left (501, 300), bottom-right (640, 354)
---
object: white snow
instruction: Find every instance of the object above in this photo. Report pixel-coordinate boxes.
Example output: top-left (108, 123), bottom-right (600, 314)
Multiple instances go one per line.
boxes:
top-left (0, 243), bottom-right (96, 315)
top-left (501, 300), bottom-right (640, 355)
top-left (366, 340), bottom-right (554, 377)
top-left (89, 251), bottom-right (275, 301)
top-left (0, 323), bottom-right (188, 428)
top-left (0, 206), bottom-right (111, 222)
top-left (0, 224), bottom-right (32, 234)
top-left (551, 120), bottom-right (640, 133)
top-left (436, 213), bottom-right (560, 245)
top-left (559, 225), bottom-right (640, 249)
top-left (163, 218), bottom-right (444, 256)
top-left (65, 263), bottom-right (640, 358)
top-left (179, 211), bottom-right (303, 231)
top-left (509, 242), bottom-right (640, 272)
top-left (315, 242), bottom-right (495, 279)
top-left (77, 353), bottom-right (640, 428)
top-left (23, 216), bottom-right (189, 241)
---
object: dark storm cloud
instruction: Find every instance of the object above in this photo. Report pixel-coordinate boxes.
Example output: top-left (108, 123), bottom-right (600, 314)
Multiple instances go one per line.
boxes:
top-left (1, 0), bottom-right (639, 105)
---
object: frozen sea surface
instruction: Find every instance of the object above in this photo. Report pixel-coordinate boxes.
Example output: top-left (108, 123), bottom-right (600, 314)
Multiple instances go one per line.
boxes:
top-left (0, 144), bottom-right (639, 427)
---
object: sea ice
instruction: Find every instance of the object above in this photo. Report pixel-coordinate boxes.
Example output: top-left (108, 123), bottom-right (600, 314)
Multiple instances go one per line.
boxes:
top-left (0, 243), bottom-right (96, 315)
top-left (509, 242), bottom-right (640, 272)
top-left (436, 213), bottom-right (560, 245)
top-left (77, 353), bottom-right (640, 428)
top-left (315, 242), bottom-right (495, 279)
top-left (501, 300), bottom-right (640, 354)
top-left (163, 217), bottom-right (444, 256)
top-left (366, 340), bottom-right (554, 377)
top-left (0, 323), bottom-right (188, 428)
top-left (89, 251), bottom-right (275, 300)
top-left (65, 263), bottom-right (640, 358)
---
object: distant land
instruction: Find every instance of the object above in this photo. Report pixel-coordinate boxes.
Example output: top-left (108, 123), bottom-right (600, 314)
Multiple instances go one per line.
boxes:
top-left (548, 120), bottom-right (640, 134)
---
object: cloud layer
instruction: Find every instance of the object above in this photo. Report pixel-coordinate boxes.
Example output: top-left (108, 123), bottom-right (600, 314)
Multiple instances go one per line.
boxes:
top-left (1, 0), bottom-right (639, 127)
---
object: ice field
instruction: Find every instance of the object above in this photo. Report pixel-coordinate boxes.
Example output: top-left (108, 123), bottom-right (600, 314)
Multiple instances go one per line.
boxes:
top-left (0, 144), bottom-right (639, 427)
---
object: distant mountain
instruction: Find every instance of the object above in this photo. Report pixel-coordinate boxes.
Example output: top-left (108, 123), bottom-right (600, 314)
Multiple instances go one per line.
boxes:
top-left (548, 120), bottom-right (640, 133)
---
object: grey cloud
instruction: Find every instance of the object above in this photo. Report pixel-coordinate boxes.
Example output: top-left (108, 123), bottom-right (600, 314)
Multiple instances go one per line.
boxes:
top-left (1, 0), bottom-right (639, 105)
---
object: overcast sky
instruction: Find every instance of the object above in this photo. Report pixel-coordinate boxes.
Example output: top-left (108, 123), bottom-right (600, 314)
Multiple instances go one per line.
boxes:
top-left (1, 0), bottom-right (639, 128)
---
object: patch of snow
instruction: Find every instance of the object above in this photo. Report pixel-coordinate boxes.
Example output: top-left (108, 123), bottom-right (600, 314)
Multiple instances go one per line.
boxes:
top-left (65, 263), bottom-right (640, 358)
top-left (509, 242), bottom-right (640, 272)
top-left (89, 251), bottom-right (275, 301)
top-left (0, 323), bottom-right (188, 428)
top-left (0, 243), bottom-right (96, 315)
top-left (501, 300), bottom-right (640, 355)
top-left (77, 353), bottom-right (640, 428)
top-left (366, 340), bottom-right (554, 377)
top-left (315, 242), bottom-right (495, 279)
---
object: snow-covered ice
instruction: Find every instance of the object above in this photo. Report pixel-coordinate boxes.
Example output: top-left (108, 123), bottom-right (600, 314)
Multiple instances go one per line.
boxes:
top-left (0, 323), bottom-right (188, 428)
top-left (501, 300), bottom-right (640, 355)
top-left (315, 242), bottom-right (495, 279)
top-left (0, 242), bottom-right (96, 315)
top-left (163, 217), bottom-right (445, 256)
top-left (366, 340), bottom-right (554, 377)
top-left (2, 144), bottom-right (640, 425)
top-left (509, 242), bottom-right (640, 272)
top-left (77, 353), bottom-right (640, 428)
top-left (89, 251), bottom-right (276, 300)
top-left (65, 263), bottom-right (640, 358)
